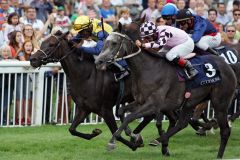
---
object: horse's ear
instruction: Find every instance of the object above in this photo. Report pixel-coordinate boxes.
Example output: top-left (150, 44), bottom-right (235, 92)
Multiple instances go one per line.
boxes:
top-left (140, 14), bottom-right (146, 24)
top-left (118, 22), bottom-right (123, 33)
top-left (60, 31), bottom-right (70, 39)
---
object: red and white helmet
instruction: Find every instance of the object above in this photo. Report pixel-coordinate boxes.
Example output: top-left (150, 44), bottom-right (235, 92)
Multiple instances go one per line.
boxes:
top-left (140, 21), bottom-right (157, 38)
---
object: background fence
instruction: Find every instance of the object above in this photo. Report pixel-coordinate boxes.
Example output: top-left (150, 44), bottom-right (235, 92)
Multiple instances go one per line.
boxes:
top-left (0, 61), bottom-right (239, 127)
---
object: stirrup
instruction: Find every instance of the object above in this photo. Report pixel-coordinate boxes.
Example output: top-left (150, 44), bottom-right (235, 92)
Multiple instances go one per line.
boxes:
top-left (184, 69), bottom-right (198, 79)
top-left (114, 70), bottom-right (130, 82)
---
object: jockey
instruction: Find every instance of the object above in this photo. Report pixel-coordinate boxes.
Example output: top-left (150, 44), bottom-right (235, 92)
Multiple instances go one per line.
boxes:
top-left (161, 3), bottom-right (178, 26)
top-left (72, 15), bottom-right (129, 81)
top-left (176, 9), bottom-right (221, 55)
top-left (136, 21), bottom-right (198, 79)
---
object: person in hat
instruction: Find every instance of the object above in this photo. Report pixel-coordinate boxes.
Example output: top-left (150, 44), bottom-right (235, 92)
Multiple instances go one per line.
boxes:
top-left (161, 3), bottom-right (178, 26)
top-left (55, 6), bottom-right (71, 32)
top-left (72, 15), bottom-right (129, 81)
top-left (136, 21), bottom-right (198, 79)
top-left (176, 9), bottom-right (221, 55)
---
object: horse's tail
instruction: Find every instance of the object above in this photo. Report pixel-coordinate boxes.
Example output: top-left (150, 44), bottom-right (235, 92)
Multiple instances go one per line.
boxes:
top-left (230, 62), bottom-right (240, 85)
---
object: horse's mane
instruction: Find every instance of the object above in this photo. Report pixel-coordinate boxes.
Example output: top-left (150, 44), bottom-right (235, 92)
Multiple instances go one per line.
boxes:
top-left (51, 30), bottom-right (95, 63)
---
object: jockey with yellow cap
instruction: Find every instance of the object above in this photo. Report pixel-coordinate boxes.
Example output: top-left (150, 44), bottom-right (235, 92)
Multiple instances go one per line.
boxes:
top-left (72, 15), bottom-right (129, 81)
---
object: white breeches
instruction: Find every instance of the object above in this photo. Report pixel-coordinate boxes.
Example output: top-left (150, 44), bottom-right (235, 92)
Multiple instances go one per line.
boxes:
top-left (162, 36), bottom-right (194, 61)
top-left (195, 32), bottom-right (221, 50)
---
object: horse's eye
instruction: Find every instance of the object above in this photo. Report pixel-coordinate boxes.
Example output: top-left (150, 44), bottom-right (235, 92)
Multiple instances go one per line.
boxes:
top-left (49, 43), bottom-right (55, 47)
top-left (112, 42), bottom-right (117, 46)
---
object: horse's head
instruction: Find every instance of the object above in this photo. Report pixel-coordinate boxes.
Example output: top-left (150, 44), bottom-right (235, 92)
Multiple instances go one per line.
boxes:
top-left (95, 23), bottom-right (141, 69)
top-left (30, 30), bottom-right (71, 68)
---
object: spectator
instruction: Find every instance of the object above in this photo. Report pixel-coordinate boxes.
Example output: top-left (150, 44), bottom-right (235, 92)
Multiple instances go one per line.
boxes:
top-left (141, 0), bottom-right (156, 21)
top-left (100, 0), bottom-right (116, 27)
top-left (78, 0), bottom-right (100, 19)
top-left (118, 7), bottom-right (132, 26)
top-left (20, 7), bottom-right (44, 33)
top-left (55, 6), bottom-right (71, 32)
top-left (235, 19), bottom-right (240, 41)
top-left (227, 0), bottom-right (240, 19)
top-left (195, 1), bottom-right (207, 18)
top-left (10, 0), bottom-right (24, 16)
top-left (22, 24), bottom-right (39, 49)
top-left (155, 16), bottom-right (165, 26)
top-left (3, 12), bottom-right (22, 43)
top-left (0, 44), bottom-right (15, 125)
top-left (225, 25), bottom-right (238, 44)
top-left (151, 0), bottom-right (165, 22)
top-left (218, 23), bottom-right (230, 43)
top-left (177, 0), bottom-right (186, 10)
top-left (227, 9), bottom-right (240, 26)
top-left (208, 8), bottom-right (220, 31)
top-left (30, 0), bottom-right (53, 22)
top-left (216, 3), bottom-right (231, 26)
top-left (124, 0), bottom-right (143, 20)
top-left (0, 0), bottom-right (15, 19)
top-left (8, 30), bottom-right (23, 58)
top-left (188, 0), bottom-right (196, 14)
top-left (16, 40), bottom-right (35, 125)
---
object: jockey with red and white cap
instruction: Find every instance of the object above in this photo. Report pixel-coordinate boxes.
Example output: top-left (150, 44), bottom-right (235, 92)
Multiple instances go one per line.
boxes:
top-left (136, 21), bottom-right (198, 79)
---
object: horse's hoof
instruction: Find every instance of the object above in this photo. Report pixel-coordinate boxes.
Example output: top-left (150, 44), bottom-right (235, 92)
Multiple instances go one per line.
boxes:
top-left (130, 134), bottom-right (144, 148)
top-left (107, 142), bottom-right (116, 151)
top-left (92, 128), bottom-right (102, 135)
top-left (149, 139), bottom-right (161, 146)
top-left (162, 148), bottom-right (170, 156)
top-left (228, 121), bottom-right (232, 128)
top-left (196, 128), bottom-right (207, 136)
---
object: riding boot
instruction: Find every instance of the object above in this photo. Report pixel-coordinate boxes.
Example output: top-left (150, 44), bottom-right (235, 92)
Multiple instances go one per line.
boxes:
top-left (206, 47), bottom-right (219, 56)
top-left (173, 56), bottom-right (198, 79)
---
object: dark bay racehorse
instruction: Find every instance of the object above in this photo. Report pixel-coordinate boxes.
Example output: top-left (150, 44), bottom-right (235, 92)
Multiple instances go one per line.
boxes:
top-left (30, 31), bottom-right (138, 149)
top-left (95, 24), bottom-right (238, 158)
top-left (29, 31), bottom-right (177, 150)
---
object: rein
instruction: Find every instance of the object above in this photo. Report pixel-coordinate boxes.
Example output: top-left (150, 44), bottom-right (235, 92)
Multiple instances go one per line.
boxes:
top-left (110, 32), bottom-right (141, 62)
top-left (38, 34), bottom-right (75, 64)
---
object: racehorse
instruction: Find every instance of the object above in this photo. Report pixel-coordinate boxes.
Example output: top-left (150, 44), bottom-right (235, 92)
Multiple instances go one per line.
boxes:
top-left (30, 31), bottom-right (137, 149)
top-left (29, 31), bottom-right (177, 150)
top-left (95, 23), bottom-right (238, 158)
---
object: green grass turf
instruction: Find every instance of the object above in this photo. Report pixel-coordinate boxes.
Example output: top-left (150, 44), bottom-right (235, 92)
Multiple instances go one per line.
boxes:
top-left (0, 121), bottom-right (239, 160)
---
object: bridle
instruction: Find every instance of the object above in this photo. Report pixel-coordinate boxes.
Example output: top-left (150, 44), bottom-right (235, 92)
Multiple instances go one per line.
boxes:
top-left (109, 32), bottom-right (141, 62)
top-left (38, 34), bottom-right (74, 64)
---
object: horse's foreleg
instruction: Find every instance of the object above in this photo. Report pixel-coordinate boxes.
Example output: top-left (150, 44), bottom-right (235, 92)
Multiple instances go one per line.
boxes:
top-left (102, 109), bottom-right (138, 151)
top-left (133, 115), bottom-right (154, 134)
top-left (108, 100), bottom-right (156, 151)
top-left (69, 106), bottom-right (101, 140)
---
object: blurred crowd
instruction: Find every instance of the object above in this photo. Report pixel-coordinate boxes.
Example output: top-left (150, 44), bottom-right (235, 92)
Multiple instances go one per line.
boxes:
top-left (1, 0), bottom-right (240, 125)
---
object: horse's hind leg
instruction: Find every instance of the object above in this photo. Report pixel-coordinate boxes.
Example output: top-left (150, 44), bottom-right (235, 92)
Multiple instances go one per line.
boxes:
top-left (69, 105), bottom-right (101, 140)
top-left (102, 108), bottom-right (138, 151)
top-left (212, 103), bottom-right (231, 159)
top-left (158, 106), bottom-right (193, 156)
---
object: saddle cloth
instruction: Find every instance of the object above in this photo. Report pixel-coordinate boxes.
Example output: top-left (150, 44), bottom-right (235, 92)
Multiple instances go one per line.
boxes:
top-left (178, 55), bottom-right (221, 89)
top-left (214, 46), bottom-right (239, 64)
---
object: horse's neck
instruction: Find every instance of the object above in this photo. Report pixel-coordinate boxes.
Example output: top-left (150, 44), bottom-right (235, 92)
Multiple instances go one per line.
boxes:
top-left (60, 53), bottom-right (95, 82)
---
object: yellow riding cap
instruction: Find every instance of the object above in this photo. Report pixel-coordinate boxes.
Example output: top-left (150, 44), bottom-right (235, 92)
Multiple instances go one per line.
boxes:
top-left (73, 15), bottom-right (92, 32)
top-left (73, 15), bottom-right (113, 35)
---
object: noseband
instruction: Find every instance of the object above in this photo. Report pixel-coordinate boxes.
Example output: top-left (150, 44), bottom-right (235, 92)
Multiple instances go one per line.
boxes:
top-left (109, 32), bottom-right (141, 62)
